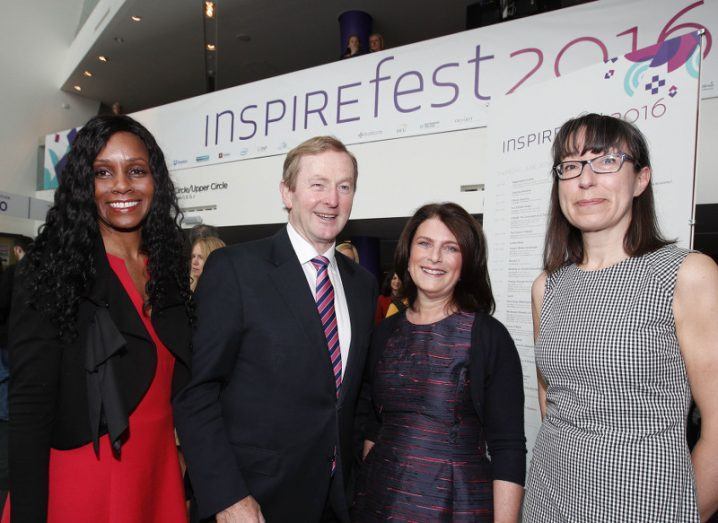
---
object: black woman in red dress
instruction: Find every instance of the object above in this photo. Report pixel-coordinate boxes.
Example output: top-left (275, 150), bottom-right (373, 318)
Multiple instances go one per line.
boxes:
top-left (3, 115), bottom-right (192, 522)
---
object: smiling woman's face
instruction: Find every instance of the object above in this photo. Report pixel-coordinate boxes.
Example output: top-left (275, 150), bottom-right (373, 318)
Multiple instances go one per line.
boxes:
top-left (407, 217), bottom-right (462, 303)
top-left (93, 132), bottom-right (154, 234)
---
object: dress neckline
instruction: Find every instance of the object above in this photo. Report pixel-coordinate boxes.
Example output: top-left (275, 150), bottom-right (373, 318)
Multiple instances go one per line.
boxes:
top-left (572, 255), bottom-right (634, 275)
top-left (404, 311), bottom-right (465, 327)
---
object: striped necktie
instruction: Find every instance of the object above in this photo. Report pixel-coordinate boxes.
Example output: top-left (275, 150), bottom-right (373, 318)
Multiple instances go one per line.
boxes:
top-left (311, 256), bottom-right (342, 396)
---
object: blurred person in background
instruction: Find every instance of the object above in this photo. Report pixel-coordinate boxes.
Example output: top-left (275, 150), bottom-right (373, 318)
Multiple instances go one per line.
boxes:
top-left (189, 223), bottom-right (220, 246)
top-left (0, 236), bottom-right (32, 514)
top-left (190, 236), bottom-right (226, 292)
top-left (336, 241), bottom-right (359, 264)
top-left (368, 33), bottom-right (384, 52)
top-left (374, 272), bottom-right (404, 325)
top-left (342, 35), bottom-right (363, 59)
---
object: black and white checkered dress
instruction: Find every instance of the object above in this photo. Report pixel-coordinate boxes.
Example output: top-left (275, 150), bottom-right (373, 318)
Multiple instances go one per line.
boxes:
top-left (523, 245), bottom-right (700, 522)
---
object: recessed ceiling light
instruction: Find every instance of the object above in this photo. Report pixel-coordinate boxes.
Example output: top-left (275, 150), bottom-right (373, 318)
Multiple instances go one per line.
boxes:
top-left (83, 70), bottom-right (92, 77)
top-left (206, 44), bottom-right (216, 51)
top-left (205, 1), bottom-right (215, 18)
top-left (131, 15), bottom-right (141, 22)
top-left (73, 85), bottom-right (82, 92)
top-left (98, 55), bottom-right (108, 62)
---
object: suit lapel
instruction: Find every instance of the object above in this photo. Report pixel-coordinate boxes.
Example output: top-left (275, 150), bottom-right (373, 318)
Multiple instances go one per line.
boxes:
top-left (336, 254), bottom-right (363, 407)
top-left (267, 230), bottom-right (333, 383)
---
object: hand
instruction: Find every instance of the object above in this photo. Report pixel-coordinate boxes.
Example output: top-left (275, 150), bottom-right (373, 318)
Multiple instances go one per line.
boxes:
top-left (216, 496), bottom-right (265, 523)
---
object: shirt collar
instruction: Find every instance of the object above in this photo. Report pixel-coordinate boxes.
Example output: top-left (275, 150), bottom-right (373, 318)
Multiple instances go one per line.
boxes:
top-left (286, 223), bottom-right (336, 266)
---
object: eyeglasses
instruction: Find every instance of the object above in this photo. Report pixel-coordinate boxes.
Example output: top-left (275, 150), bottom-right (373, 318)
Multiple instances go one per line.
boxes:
top-left (553, 152), bottom-right (635, 180)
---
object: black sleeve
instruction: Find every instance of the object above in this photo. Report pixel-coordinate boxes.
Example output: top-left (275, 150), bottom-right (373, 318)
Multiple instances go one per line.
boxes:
top-left (471, 314), bottom-right (526, 485)
top-left (172, 249), bottom-right (251, 518)
top-left (355, 314), bottom-right (400, 446)
top-left (8, 276), bottom-right (63, 522)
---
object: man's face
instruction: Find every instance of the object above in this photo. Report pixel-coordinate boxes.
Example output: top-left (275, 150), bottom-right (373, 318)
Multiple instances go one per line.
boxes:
top-left (280, 150), bottom-right (356, 254)
top-left (369, 35), bottom-right (382, 52)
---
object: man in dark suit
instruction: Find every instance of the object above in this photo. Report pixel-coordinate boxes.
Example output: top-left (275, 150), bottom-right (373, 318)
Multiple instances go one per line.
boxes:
top-left (174, 136), bottom-right (377, 522)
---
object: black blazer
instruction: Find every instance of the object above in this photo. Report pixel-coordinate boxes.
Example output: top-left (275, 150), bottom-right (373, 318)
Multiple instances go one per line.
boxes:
top-left (8, 240), bottom-right (191, 522)
top-left (174, 228), bottom-right (377, 522)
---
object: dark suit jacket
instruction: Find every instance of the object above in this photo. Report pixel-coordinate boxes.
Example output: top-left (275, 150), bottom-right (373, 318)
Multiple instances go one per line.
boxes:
top-left (8, 241), bottom-right (191, 522)
top-left (174, 228), bottom-right (377, 521)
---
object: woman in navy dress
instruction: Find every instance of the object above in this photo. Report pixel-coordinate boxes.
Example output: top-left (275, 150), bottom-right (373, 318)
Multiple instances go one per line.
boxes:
top-left (353, 203), bottom-right (526, 522)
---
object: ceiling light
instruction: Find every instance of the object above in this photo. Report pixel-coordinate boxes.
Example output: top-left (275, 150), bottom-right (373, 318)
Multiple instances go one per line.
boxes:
top-left (98, 55), bottom-right (108, 62)
top-left (205, 1), bottom-right (215, 18)
top-left (206, 44), bottom-right (216, 51)
top-left (83, 70), bottom-right (92, 77)
top-left (131, 15), bottom-right (141, 22)
top-left (73, 85), bottom-right (82, 92)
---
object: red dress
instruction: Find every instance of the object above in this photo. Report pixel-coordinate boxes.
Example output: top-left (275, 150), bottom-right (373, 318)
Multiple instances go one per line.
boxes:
top-left (2, 254), bottom-right (187, 523)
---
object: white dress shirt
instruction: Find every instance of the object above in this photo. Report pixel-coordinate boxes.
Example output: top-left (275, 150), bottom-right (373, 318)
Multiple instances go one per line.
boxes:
top-left (286, 223), bottom-right (352, 378)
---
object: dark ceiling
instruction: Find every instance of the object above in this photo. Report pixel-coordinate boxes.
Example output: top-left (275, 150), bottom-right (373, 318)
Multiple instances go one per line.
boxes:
top-left (63, 0), bottom-right (490, 113)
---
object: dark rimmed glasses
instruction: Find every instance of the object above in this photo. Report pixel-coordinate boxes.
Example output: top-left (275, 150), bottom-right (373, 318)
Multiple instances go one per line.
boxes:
top-left (553, 152), bottom-right (635, 180)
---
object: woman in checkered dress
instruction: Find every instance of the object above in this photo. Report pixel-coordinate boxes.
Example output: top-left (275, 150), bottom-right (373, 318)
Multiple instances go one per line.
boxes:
top-left (522, 114), bottom-right (718, 522)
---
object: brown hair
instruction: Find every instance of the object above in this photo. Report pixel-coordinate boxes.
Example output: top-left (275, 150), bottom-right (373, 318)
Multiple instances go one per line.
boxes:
top-left (282, 136), bottom-right (358, 191)
top-left (394, 202), bottom-right (494, 314)
top-left (543, 113), bottom-right (672, 273)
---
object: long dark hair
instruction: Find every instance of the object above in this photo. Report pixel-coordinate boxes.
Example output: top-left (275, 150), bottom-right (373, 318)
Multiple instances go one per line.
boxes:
top-left (394, 202), bottom-right (494, 314)
top-left (22, 114), bottom-right (192, 339)
top-left (543, 113), bottom-right (672, 273)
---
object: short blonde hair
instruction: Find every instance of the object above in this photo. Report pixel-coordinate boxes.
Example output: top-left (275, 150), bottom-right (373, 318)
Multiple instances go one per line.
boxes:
top-left (282, 136), bottom-right (358, 191)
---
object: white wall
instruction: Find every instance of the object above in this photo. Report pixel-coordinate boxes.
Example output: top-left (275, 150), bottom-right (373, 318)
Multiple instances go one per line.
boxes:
top-left (170, 128), bottom-right (487, 228)
top-left (697, 97), bottom-right (718, 205)
top-left (0, 1), bottom-right (100, 237)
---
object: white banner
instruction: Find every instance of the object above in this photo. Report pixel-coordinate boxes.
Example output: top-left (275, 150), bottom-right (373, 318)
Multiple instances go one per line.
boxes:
top-left (134, 0), bottom-right (715, 169)
top-left (482, 33), bottom-right (701, 461)
top-left (43, 0), bottom-right (716, 187)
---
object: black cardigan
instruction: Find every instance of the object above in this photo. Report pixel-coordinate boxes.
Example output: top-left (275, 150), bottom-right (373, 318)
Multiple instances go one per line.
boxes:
top-left (359, 311), bottom-right (526, 485)
top-left (8, 241), bottom-right (192, 522)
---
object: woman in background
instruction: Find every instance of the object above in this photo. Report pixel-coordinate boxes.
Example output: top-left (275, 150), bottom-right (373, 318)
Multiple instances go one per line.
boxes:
top-left (374, 272), bottom-right (404, 325)
top-left (523, 114), bottom-right (718, 521)
top-left (4, 115), bottom-right (192, 522)
top-left (342, 34), bottom-right (363, 59)
top-left (354, 202), bottom-right (525, 522)
top-left (190, 236), bottom-right (226, 292)
top-left (336, 240), bottom-right (359, 263)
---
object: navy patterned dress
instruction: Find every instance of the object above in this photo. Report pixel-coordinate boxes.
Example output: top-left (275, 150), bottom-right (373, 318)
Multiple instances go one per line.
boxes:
top-left (352, 312), bottom-right (493, 522)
